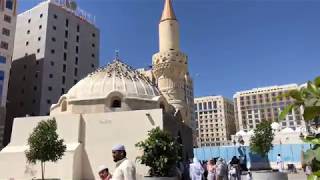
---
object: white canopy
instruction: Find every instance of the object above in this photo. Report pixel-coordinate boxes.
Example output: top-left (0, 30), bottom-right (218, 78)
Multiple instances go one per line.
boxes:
top-left (271, 122), bottom-right (280, 130)
top-left (236, 130), bottom-right (247, 136)
top-left (280, 127), bottom-right (295, 133)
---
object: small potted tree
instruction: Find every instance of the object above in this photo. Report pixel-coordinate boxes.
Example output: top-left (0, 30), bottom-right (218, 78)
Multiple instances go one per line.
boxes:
top-left (249, 121), bottom-right (288, 180)
top-left (135, 127), bottom-right (182, 180)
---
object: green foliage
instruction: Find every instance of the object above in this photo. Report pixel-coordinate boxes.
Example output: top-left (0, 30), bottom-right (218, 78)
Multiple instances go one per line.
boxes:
top-left (279, 76), bottom-right (320, 177)
top-left (25, 118), bottom-right (66, 179)
top-left (135, 127), bottom-right (182, 177)
top-left (279, 76), bottom-right (320, 121)
top-left (249, 121), bottom-right (274, 157)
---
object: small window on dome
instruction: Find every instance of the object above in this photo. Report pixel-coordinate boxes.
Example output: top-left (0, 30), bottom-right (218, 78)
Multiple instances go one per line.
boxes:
top-left (111, 99), bottom-right (121, 108)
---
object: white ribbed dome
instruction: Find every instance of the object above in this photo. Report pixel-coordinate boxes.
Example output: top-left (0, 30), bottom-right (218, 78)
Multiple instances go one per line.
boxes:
top-left (66, 60), bottom-right (160, 101)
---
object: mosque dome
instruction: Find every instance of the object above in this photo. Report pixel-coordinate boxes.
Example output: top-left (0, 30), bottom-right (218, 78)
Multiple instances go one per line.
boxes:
top-left (66, 60), bottom-right (160, 101)
top-left (50, 59), bottom-right (168, 115)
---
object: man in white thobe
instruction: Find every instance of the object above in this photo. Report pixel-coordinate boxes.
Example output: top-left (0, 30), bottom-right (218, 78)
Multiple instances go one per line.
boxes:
top-left (111, 144), bottom-right (136, 180)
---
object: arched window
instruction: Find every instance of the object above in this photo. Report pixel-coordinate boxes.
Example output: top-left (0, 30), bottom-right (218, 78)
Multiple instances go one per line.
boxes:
top-left (111, 99), bottom-right (121, 108)
top-left (61, 100), bottom-right (67, 112)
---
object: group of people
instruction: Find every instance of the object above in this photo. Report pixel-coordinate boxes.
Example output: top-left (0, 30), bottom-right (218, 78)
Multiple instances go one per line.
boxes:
top-left (189, 156), bottom-right (249, 180)
top-left (98, 144), bottom-right (136, 180)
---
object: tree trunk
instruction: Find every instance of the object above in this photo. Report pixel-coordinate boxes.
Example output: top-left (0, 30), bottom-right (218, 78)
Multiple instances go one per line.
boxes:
top-left (41, 161), bottom-right (45, 180)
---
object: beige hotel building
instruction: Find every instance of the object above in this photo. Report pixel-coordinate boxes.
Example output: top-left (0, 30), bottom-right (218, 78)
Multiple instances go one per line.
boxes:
top-left (233, 84), bottom-right (305, 132)
top-left (194, 96), bottom-right (236, 147)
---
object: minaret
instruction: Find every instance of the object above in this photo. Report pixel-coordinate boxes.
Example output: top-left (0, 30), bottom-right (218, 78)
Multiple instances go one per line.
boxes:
top-left (152, 0), bottom-right (194, 127)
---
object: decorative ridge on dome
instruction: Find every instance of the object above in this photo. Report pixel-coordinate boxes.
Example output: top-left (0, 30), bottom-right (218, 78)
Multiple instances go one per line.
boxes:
top-left (87, 59), bottom-right (156, 86)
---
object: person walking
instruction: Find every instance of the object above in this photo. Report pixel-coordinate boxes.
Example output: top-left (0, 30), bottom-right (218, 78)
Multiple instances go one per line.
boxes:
top-left (111, 144), bottom-right (136, 180)
top-left (207, 159), bottom-right (216, 180)
top-left (216, 158), bottom-right (228, 180)
top-left (189, 157), bottom-right (204, 180)
top-left (276, 154), bottom-right (284, 172)
top-left (98, 165), bottom-right (112, 180)
top-left (229, 156), bottom-right (241, 180)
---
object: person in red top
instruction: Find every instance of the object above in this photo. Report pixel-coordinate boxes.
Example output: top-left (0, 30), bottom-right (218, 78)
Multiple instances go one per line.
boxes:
top-left (98, 165), bottom-right (112, 180)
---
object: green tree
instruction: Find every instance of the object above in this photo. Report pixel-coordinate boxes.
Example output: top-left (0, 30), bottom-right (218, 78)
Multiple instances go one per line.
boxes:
top-left (135, 127), bottom-right (182, 177)
top-left (250, 121), bottom-right (274, 157)
top-left (279, 76), bottom-right (320, 179)
top-left (25, 118), bottom-right (66, 180)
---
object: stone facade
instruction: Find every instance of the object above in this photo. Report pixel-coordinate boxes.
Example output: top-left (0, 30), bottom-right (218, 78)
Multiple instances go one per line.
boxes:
top-left (0, 0), bottom-right (17, 148)
top-left (233, 84), bottom-right (305, 132)
top-left (194, 96), bottom-right (236, 147)
top-left (4, 0), bottom-right (99, 146)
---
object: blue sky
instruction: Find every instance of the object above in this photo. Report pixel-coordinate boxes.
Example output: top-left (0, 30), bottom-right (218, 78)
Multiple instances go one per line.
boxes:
top-left (18, 0), bottom-right (320, 98)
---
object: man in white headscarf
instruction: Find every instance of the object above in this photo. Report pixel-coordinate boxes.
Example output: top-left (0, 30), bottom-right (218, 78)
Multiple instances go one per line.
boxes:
top-left (189, 157), bottom-right (204, 180)
top-left (111, 144), bottom-right (136, 180)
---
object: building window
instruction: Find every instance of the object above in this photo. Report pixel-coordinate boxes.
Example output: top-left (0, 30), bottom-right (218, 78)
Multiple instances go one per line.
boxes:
top-left (61, 88), bottom-right (65, 95)
top-left (63, 52), bottom-right (67, 61)
top-left (52, 37), bottom-right (56, 42)
top-left (65, 30), bottom-right (68, 38)
top-left (63, 64), bottom-right (66, 72)
top-left (38, 37), bottom-right (41, 41)
top-left (33, 86), bottom-right (37, 91)
top-left (92, 43), bottom-right (95, 48)
top-left (92, 33), bottom-right (96, 37)
top-left (64, 41), bottom-right (67, 49)
top-left (77, 24), bottom-right (80, 32)
top-left (75, 46), bottom-right (79, 54)
top-left (74, 79), bottom-right (77, 84)
top-left (53, 26), bottom-right (56, 30)
top-left (0, 41), bottom-right (8, 50)
top-left (51, 49), bottom-right (55, 54)
top-left (48, 86), bottom-right (52, 91)
top-left (91, 64), bottom-right (95, 68)
top-left (6, 0), bottom-right (13, 10)
top-left (50, 61), bottom-right (55, 66)
top-left (37, 49), bottom-right (40, 53)
top-left (75, 57), bottom-right (78, 65)
top-left (0, 56), bottom-right (6, 64)
top-left (62, 76), bottom-right (65, 84)
top-left (74, 68), bottom-right (78, 76)
top-left (27, 30), bottom-right (30, 34)
top-left (47, 99), bottom-right (51, 104)
top-left (49, 74), bottom-right (53, 78)
top-left (4, 15), bottom-right (11, 23)
top-left (76, 35), bottom-right (79, 42)
top-left (65, 19), bottom-right (69, 27)
top-left (25, 41), bottom-right (29, 46)
top-left (54, 14), bottom-right (58, 19)
top-left (2, 28), bottom-right (10, 36)
top-left (40, 13), bottom-right (43, 18)
top-left (91, 54), bottom-right (95, 58)
top-left (28, 19), bottom-right (31, 23)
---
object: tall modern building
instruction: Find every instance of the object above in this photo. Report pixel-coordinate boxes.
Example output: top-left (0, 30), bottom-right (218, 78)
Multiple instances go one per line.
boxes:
top-left (152, 0), bottom-right (194, 127)
top-left (4, 0), bottom-right (99, 145)
top-left (194, 96), bottom-right (236, 147)
top-left (0, 0), bottom-right (17, 148)
top-left (233, 84), bottom-right (305, 132)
